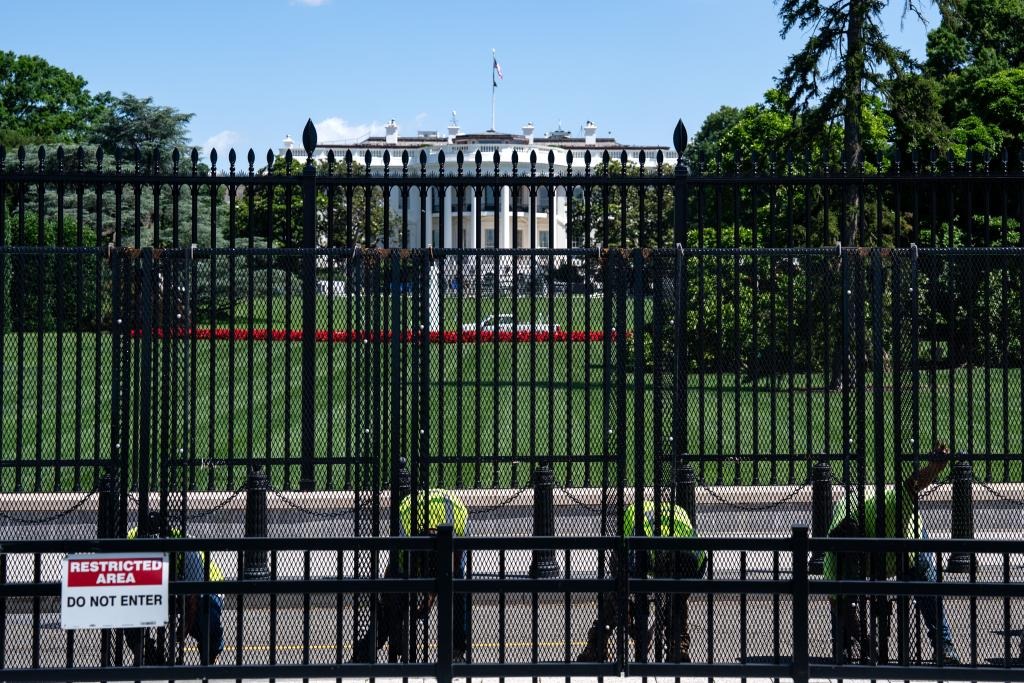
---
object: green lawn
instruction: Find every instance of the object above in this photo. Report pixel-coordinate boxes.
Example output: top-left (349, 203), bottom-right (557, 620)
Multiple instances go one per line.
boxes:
top-left (2, 322), bottom-right (1022, 493)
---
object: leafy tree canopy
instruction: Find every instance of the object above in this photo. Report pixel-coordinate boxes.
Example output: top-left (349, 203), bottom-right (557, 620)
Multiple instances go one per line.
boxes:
top-left (90, 92), bottom-right (194, 159)
top-left (0, 51), bottom-right (103, 147)
top-left (233, 155), bottom-right (389, 250)
top-left (919, 0), bottom-right (1024, 152)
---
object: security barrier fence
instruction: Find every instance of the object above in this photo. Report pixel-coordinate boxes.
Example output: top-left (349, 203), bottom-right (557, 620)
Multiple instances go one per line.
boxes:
top-left (1, 119), bottom-right (1023, 679)
top-left (1, 244), bottom-right (1022, 540)
top-left (1, 531), bottom-right (1023, 682)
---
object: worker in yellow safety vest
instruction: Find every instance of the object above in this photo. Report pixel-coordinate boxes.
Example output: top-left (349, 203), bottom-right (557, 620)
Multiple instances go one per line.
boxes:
top-left (824, 444), bottom-right (958, 664)
top-left (125, 512), bottom-right (224, 666)
top-left (351, 489), bottom-right (469, 664)
top-left (578, 501), bottom-right (705, 663)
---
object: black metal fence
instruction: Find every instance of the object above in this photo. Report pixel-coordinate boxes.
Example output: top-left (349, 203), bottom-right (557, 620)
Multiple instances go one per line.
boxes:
top-left (1, 530), bottom-right (1023, 681)
top-left (1, 244), bottom-right (1022, 534)
top-left (0, 120), bottom-right (1023, 531)
top-left (1, 119), bottom-right (1024, 680)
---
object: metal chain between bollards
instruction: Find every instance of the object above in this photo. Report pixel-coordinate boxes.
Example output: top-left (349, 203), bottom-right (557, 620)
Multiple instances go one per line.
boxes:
top-left (471, 484), bottom-right (532, 517)
top-left (0, 488), bottom-right (98, 524)
top-left (267, 487), bottom-right (352, 520)
top-left (697, 475), bottom-right (812, 513)
top-left (129, 483), bottom-right (248, 524)
top-left (184, 483), bottom-right (248, 521)
top-left (972, 475), bottom-right (1024, 508)
top-left (555, 484), bottom-right (603, 514)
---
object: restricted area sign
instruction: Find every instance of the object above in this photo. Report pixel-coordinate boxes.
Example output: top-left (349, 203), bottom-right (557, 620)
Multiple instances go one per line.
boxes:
top-left (61, 553), bottom-right (169, 630)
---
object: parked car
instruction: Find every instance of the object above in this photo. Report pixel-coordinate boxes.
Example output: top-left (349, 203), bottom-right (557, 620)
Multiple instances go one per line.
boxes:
top-left (462, 314), bottom-right (562, 334)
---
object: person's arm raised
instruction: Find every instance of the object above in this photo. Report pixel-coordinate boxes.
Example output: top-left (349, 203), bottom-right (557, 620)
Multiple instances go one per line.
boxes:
top-left (904, 442), bottom-right (951, 495)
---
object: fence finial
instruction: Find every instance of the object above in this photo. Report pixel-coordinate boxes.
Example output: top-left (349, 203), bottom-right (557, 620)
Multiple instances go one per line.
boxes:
top-left (673, 119), bottom-right (688, 157)
top-left (302, 118), bottom-right (317, 159)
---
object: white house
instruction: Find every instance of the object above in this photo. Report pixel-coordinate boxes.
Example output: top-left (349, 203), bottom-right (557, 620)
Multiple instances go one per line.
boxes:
top-left (282, 119), bottom-right (668, 252)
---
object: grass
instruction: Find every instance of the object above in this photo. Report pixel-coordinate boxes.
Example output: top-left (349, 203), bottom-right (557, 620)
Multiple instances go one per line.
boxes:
top-left (2, 311), bottom-right (1022, 493)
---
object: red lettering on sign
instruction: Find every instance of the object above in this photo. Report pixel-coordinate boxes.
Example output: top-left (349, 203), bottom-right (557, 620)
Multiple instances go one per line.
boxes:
top-left (67, 558), bottom-right (163, 588)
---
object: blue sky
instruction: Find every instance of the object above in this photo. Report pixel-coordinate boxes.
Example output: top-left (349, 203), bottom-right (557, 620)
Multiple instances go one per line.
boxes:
top-left (2, 0), bottom-right (940, 159)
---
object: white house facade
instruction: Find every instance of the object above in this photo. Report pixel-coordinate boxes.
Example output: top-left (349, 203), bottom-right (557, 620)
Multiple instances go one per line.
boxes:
top-left (282, 120), bottom-right (668, 252)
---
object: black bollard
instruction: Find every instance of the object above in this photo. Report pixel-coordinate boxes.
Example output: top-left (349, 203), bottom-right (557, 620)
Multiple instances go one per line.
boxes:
top-left (397, 457), bottom-right (411, 502)
top-left (674, 462), bottom-right (696, 531)
top-left (243, 468), bottom-right (270, 580)
top-left (529, 464), bottom-right (561, 579)
top-left (946, 458), bottom-right (974, 573)
top-left (96, 469), bottom-right (117, 539)
top-left (809, 460), bottom-right (833, 575)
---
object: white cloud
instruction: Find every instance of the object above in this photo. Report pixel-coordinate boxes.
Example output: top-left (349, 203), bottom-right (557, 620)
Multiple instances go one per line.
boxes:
top-left (291, 0), bottom-right (329, 6)
top-left (203, 130), bottom-right (242, 160)
top-left (414, 112), bottom-right (428, 128)
top-left (315, 117), bottom-right (384, 143)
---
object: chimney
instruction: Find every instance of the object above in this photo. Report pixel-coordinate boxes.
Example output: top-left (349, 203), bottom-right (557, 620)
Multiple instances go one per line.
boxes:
top-left (385, 119), bottom-right (399, 144)
top-left (584, 121), bottom-right (598, 146)
top-left (522, 122), bottom-right (535, 145)
top-left (283, 134), bottom-right (294, 151)
top-left (447, 121), bottom-right (460, 143)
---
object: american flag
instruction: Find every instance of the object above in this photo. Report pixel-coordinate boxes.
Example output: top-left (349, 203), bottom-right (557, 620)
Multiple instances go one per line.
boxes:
top-left (493, 55), bottom-right (503, 82)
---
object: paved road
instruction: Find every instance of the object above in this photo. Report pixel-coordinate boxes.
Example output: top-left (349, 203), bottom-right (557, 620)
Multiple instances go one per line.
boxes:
top-left (3, 489), bottom-right (1022, 679)
top-left (2, 594), bottom-right (1021, 672)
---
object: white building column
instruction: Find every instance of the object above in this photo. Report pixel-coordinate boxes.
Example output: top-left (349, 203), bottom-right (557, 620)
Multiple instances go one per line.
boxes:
top-left (389, 186), bottom-right (402, 245)
top-left (426, 187), bottom-right (435, 246)
top-left (406, 186), bottom-right (417, 247)
top-left (499, 185), bottom-right (512, 248)
top-left (443, 186), bottom-right (453, 248)
top-left (467, 190), bottom-right (477, 248)
top-left (553, 187), bottom-right (568, 249)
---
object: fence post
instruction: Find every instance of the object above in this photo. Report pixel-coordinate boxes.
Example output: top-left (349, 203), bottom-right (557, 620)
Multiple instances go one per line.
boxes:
top-left (243, 467), bottom-right (270, 580)
top-left (672, 119), bottom-right (688, 245)
top-left (435, 525), bottom-right (454, 683)
top-left (675, 460), bottom-right (696, 530)
top-left (809, 460), bottom-right (832, 574)
top-left (529, 464), bottom-right (561, 578)
top-left (946, 457), bottom-right (974, 573)
top-left (390, 251), bottom-right (403, 536)
top-left (616, 535), bottom-right (629, 676)
top-left (138, 248), bottom-right (154, 521)
top-left (96, 468), bottom-right (117, 538)
top-left (299, 118), bottom-right (318, 492)
top-left (98, 467), bottom-right (117, 668)
top-left (791, 526), bottom-right (810, 683)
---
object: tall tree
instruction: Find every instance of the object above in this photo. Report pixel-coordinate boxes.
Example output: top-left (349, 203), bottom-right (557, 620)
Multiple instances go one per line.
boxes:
top-left (776, 0), bottom-right (943, 244)
top-left (89, 92), bottom-right (193, 160)
top-left (923, 0), bottom-right (1024, 152)
top-left (0, 52), bottom-right (102, 147)
top-left (682, 105), bottom-right (743, 170)
top-left (774, 0), bottom-right (942, 388)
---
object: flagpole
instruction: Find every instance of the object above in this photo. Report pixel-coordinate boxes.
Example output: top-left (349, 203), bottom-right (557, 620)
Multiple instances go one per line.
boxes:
top-left (490, 49), bottom-right (496, 132)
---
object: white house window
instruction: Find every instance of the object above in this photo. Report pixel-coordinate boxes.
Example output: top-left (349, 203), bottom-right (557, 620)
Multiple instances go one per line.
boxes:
top-left (483, 187), bottom-right (498, 211)
top-left (538, 188), bottom-right (550, 213)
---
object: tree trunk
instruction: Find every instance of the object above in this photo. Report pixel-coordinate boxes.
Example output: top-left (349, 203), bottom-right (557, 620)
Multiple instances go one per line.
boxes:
top-left (828, 0), bottom-right (867, 392)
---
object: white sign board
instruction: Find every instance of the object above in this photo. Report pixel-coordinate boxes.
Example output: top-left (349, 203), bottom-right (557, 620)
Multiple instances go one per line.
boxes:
top-left (61, 553), bottom-right (169, 630)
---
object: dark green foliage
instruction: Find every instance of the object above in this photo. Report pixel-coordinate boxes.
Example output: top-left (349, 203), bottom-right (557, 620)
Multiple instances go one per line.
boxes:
top-left (568, 160), bottom-right (674, 248)
top-left (4, 213), bottom-right (107, 331)
top-left (232, 156), bottom-right (388, 248)
top-left (911, 0), bottom-right (1024, 153)
top-left (89, 93), bottom-right (193, 160)
top-left (551, 261), bottom-right (583, 284)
